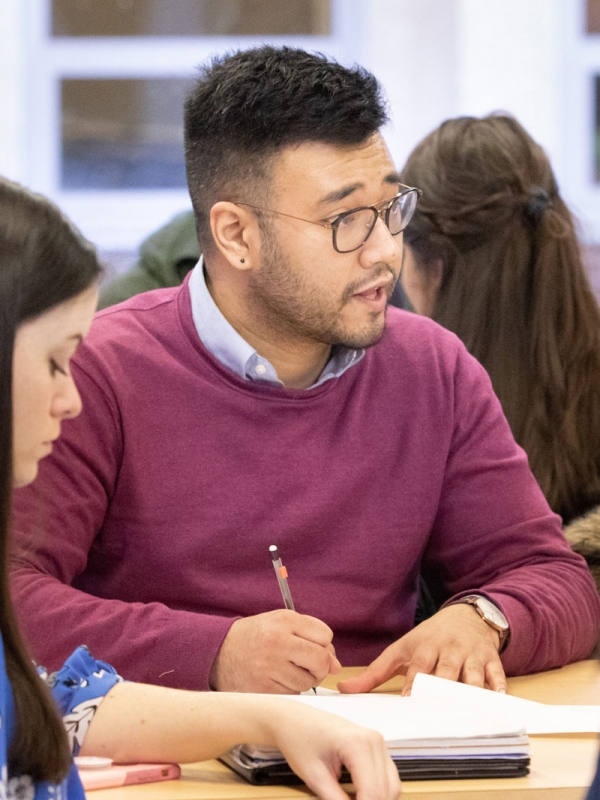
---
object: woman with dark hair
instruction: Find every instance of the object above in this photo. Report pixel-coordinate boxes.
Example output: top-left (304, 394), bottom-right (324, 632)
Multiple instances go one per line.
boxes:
top-left (399, 114), bottom-right (600, 583)
top-left (0, 178), bottom-right (399, 800)
top-left (0, 178), bottom-right (100, 792)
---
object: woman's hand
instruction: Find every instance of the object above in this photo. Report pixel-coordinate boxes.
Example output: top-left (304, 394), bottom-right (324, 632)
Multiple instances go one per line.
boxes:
top-left (265, 700), bottom-right (401, 800)
top-left (81, 682), bottom-right (400, 799)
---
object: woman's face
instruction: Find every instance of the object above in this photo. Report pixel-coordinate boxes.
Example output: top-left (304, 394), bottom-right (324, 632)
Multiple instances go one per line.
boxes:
top-left (12, 285), bottom-right (98, 487)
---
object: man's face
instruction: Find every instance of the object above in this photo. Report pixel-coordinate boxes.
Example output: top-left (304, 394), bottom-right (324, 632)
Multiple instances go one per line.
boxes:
top-left (247, 133), bottom-right (403, 349)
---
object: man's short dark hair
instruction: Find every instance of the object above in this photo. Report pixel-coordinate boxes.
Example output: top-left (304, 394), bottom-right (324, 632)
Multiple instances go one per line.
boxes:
top-left (184, 46), bottom-right (388, 252)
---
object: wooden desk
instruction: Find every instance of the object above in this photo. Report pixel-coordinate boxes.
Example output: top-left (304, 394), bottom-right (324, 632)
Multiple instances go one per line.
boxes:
top-left (87, 661), bottom-right (600, 800)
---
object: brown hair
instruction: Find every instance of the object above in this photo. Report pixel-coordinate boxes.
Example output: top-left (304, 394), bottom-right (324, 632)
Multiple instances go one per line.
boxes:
top-left (401, 114), bottom-right (600, 524)
top-left (0, 178), bottom-right (101, 781)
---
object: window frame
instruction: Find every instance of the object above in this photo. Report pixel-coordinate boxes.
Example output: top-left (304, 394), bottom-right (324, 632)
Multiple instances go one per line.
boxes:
top-left (564, 0), bottom-right (600, 240)
top-left (24, 0), bottom-right (362, 249)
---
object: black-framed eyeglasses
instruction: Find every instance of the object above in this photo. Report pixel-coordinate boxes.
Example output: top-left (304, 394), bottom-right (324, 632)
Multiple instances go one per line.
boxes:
top-left (234, 185), bottom-right (422, 254)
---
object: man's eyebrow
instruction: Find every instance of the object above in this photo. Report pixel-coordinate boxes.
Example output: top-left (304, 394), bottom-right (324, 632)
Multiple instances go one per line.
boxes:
top-left (318, 173), bottom-right (402, 206)
top-left (318, 183), bottom-right (363, 206)
top-left (384, 172), bottom-right (402, 186)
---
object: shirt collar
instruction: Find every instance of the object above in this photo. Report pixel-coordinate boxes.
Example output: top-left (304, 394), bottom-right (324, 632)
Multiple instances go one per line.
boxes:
top-left (189, 258), bottom-right (363, 387)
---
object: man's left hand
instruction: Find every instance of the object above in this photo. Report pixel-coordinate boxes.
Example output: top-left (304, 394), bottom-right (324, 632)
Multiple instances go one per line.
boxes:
top-left (337, 603), bottom-right (507, 695)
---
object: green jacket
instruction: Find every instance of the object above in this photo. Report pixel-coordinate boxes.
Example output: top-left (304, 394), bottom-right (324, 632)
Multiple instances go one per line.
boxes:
top-left (99, 210), bottom-right (199, 309)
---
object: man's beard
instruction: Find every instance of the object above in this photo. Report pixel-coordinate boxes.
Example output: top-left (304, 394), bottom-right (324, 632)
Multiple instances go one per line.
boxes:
top-left (247, 225), bottom-right (397, 350)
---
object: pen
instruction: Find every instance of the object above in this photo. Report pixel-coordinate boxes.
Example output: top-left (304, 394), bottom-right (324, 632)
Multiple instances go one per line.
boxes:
top-left (269, 544), bottom-right (295, 610)
top-left (269, 545), bottom-right (317, 693)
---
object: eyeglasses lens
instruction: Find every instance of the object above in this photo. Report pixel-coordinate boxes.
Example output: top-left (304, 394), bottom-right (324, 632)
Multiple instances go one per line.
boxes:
top-left (334, 190), bottom-right (419, 253)
top-left (335, 209), bottom-right (377, 253)
top-left (389, 191), bottom-right (417, 235)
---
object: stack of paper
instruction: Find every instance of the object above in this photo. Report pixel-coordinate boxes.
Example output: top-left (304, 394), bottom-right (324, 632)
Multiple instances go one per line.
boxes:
top-left (222, 676), bottom-right (600, 785)
top-left (221, 693), bottom-right (530, 784)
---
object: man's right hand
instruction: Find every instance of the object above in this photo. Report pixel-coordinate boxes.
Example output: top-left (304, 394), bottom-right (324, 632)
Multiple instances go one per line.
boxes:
top-left (209, 610), bottom-right (341, 692)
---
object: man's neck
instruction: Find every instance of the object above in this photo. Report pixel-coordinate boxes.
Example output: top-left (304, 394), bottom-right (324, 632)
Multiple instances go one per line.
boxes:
top-left (206, 269), bottom-right (331, 390)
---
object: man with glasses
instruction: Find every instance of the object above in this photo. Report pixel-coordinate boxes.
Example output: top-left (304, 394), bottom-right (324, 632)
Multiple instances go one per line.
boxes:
top-left (11, 47), bottom-right (599, 695)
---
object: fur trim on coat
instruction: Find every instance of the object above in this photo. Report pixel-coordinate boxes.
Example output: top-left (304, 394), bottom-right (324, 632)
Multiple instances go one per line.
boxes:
top-left (563, 506), bottom-right (600, 594)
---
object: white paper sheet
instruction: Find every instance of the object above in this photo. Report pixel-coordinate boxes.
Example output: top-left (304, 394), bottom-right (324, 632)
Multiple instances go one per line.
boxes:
top-left (410, 672), bottom-right (600, 734)
top-left (280, 692), bottom-right (526, 744)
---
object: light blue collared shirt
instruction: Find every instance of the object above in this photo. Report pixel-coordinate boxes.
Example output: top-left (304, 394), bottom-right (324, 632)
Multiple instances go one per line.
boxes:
top-left (189, 259), bottom-right (363, 388)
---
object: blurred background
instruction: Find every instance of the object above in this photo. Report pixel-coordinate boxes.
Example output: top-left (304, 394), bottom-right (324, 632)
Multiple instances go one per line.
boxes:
top-left (1, 0), bottom-right (599, 284)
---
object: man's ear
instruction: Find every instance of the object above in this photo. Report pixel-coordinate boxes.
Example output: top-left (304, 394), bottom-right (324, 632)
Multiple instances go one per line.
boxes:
top-left (209, 201), bottom-right (260, 271)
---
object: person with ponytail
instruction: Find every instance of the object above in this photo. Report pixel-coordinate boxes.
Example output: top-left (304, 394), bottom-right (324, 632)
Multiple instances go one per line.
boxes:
top-left (399, 113), bottom-right (600, 588)
top-left (0, 177), bottom-right (399, 800)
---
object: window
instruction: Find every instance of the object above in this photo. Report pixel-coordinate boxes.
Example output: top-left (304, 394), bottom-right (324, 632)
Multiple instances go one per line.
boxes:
top-left (52, 0), bottom-right (331, 37)
top-left (61, 78), bottom-right (193, 190)
top-left (587, 2), bottom-right (600, 187)
top-left (588, 0), bottom-right (600, 33)
top-left (24, 0), bottom-right (358, 249)
top-left (563, 0), bottom-right (600, 240)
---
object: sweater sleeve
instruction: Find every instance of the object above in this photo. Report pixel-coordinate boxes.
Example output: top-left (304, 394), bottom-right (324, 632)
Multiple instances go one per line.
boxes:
top-left (10, 360), bottom-right (237, 691)
top-left (424, 342), bottom-right (600, 675)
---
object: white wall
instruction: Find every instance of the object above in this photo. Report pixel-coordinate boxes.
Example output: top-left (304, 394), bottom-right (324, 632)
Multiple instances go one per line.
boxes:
top-left (0, 0), bottom-right (28, 182)
top-left (359, 0), bottom-right (459, 167)
top-left (360, 0), bottom-right (567, 180)
top-left (456, 0), bottom-right (568, 188)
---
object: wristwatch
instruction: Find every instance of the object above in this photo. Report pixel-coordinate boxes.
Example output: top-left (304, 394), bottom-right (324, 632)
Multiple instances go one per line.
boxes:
top-left (458, 595), bottom-right (510, 650)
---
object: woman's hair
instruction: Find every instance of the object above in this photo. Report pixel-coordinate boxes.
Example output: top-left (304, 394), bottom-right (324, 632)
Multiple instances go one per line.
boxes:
top-left (401, 114), bottom-right (600, 524)
top-left (0, 178), bottom-right (101, 781)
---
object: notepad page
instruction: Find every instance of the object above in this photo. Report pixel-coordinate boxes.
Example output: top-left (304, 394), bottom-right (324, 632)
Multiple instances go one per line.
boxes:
top-left (410, 672), bottom-right (600, 734)
top-left (270, 693), bottom-right (526, 743)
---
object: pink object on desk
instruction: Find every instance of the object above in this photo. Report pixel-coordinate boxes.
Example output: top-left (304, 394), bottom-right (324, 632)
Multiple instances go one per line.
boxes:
top-left (75, 760), bottom-right (180, 790)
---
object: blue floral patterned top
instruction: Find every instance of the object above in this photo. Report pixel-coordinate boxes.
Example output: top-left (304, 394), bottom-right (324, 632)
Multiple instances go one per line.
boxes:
top-left (0, 642), bottom-right (121, 799)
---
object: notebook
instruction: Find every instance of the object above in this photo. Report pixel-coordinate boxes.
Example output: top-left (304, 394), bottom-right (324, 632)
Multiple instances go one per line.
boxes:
top-left (220, 693), bottom-right (530, 784)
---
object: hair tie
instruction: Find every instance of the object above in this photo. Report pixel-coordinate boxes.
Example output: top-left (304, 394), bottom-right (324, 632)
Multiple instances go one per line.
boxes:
top-left (525, 187), bottom-right (550, 224)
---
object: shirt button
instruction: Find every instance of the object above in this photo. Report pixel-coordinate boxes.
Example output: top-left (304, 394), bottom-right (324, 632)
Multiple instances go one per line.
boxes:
top-left (255, 364), bottom-right (267, 375)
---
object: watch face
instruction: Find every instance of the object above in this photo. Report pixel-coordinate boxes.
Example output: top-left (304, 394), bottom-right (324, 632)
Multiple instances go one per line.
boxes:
top-left (476, 597), bottom-right (509, 630)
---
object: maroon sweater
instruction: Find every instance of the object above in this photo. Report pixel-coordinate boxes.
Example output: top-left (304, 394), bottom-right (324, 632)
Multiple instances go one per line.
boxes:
top-left (10, 280), bottom-right (600, 690)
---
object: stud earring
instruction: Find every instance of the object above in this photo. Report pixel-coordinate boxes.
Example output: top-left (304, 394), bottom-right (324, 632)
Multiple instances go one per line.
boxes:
top-left (240, 258), bottom-right (245, 263)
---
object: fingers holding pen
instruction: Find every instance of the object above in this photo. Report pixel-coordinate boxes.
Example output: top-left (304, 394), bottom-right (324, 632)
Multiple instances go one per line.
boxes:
top-left (288, 618), bottom-right (340, 684)
top-left (210, 546), bottom-right (340, 693)
top-left (268, 544), bottom-right (342, 684)
top-left (210, 609), bottom-right (338, 692)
